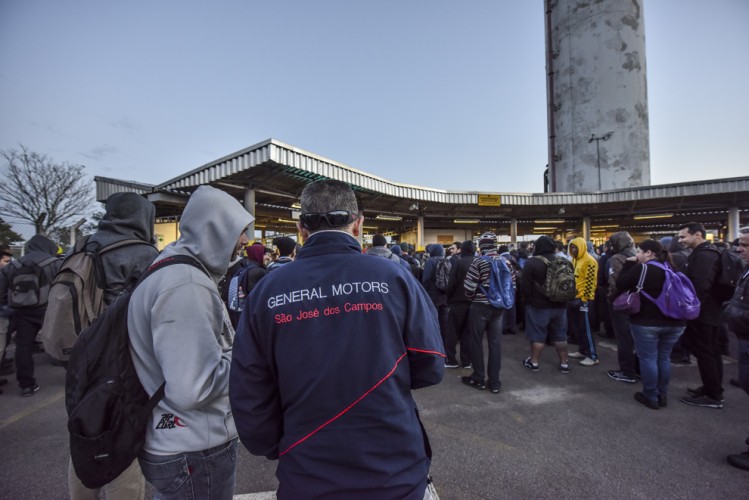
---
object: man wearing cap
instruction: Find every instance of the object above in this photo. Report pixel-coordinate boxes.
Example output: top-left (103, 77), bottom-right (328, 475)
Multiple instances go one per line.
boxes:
top-left (230, 179), bottom-right (444, 499)
top-left (462, 232), bottom-right (506, 393)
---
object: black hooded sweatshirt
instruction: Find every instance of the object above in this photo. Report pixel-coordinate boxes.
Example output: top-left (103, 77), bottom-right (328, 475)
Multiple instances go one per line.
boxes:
top-left (521, 235), bottom-right (565, 309)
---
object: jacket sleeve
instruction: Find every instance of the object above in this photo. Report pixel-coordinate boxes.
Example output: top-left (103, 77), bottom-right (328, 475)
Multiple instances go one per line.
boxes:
top-left (446, 258), bottom-right (460, 297)
top-left (615, 261), bottom-right (640, 295)
top-left (149, 282), bottom-right (232, 412)
top-left (581, 259), bottom-right (598, 302)
top-left (463, 259), bottom-right (481, 298)
top-left (229, 300), bottom-right (282, 459)
top-left (404, 278), bottom-right (445, 389)
top-left (607, 255), bottom-right (625, 300)
top-left (421, 258), bottom-right (434, 286)
top-left (688, 249), bottom-right (719, 304)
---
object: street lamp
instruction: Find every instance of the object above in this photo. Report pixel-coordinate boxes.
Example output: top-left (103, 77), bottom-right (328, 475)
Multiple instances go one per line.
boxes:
top-left (588, 131), bottom-right (614, 190)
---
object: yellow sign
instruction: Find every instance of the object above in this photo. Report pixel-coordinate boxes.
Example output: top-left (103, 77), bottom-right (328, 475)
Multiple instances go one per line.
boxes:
top-left (478, 194), bottom-right (501, 207)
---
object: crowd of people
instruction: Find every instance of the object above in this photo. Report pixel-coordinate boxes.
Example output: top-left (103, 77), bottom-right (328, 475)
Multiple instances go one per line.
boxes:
top-left (0, 181), bottom-right (747, 498)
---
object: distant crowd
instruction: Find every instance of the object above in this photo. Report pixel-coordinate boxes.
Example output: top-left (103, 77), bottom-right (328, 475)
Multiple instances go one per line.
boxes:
top-left (1, 182), bottom-right (747, 499)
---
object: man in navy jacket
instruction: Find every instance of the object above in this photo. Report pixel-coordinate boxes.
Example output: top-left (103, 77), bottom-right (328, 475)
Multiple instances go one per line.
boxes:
top-left (230, 179), bottom-right (445, 500)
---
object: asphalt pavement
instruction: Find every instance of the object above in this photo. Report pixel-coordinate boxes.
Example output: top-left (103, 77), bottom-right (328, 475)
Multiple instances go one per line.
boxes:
top-left (1, 331), bottom-right (748, 499)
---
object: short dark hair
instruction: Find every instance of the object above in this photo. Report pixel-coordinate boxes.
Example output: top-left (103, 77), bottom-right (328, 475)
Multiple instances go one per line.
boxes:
top-left (273, 236), bottom-right (296, 257)
top-left (372, 234), bottom-right (387, 247)
top-left (678, 222), bottom-right (706, 239)
top-left (0, 243), bottom-right (12, 258)
top-left (299, 180), bottom-right (359, 232)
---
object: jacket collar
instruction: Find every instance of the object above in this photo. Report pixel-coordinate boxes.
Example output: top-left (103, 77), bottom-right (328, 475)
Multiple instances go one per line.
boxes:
top-left (296, 231), bottom-right (362, 260)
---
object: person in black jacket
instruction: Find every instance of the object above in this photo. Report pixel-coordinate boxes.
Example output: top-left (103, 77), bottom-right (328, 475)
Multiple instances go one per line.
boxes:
top-left (0, 235), bottom-right (61, 397)
top-left (230, 179), bottom-right (444, 499)
top-left (724, 226), bottom-right (749, 471)
top-left (444, 240), bottom-right (476, 368)
top-left (616, 239), bottom-right (686, 410)
top-left (677, 222), bottom-right (724, 409)
top-left (520, 235), bottom-right (570, 374)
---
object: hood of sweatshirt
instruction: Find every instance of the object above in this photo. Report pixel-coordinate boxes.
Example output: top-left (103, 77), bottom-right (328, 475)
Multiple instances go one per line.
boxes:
top-left (428, 244), bottom-right (445, 258)
top-left (610, 231), bottom-right (636, 256)
top-left (390, 245), bottom-right (404, 257)
top-left (533, 235), bottom-right (556, 256)
top-left (25, 234), bottom-right (58, 255)
top-left (97, 192), bottom-right (156, 243)
top-left (569, 237), bottom-right (588, 260)
top-left (160, 186), bottom-right (254, 279)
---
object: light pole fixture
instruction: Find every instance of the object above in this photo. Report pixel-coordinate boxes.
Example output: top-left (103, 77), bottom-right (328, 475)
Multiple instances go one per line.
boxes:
top-left (588, 131), bottom-right (614, 190)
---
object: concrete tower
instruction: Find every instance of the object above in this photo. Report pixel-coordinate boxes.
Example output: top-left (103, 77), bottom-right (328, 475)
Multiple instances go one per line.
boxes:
top-left (545, 0), bottom-right (650, 192)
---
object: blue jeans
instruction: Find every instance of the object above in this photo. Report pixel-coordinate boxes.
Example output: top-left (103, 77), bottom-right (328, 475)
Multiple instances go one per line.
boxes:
top-left (139, 439), bottom-right (237, 500)
top-left (630, 324), bottom-right (684, 401)
top-left (467, 303), bottom-right (504, 389)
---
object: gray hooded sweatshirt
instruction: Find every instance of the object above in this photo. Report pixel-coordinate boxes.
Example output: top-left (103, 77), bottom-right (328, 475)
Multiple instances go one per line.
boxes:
top-left (128, 186), bottom-right (254, 455)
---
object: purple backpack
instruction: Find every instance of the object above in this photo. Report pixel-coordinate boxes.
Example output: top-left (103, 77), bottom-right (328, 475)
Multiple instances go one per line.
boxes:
top-left (640, 261), bottom-right (701, 320)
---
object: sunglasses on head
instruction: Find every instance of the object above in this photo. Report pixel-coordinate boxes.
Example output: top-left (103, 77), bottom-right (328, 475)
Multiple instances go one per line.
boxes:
top-left (300, 210), bottom-right (358, 230)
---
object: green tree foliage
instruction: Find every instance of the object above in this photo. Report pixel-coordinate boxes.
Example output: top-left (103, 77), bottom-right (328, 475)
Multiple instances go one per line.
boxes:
top-left (0, 217), bottom-right (23, 243)
top-left (0, 145), bottom-right (94, 235)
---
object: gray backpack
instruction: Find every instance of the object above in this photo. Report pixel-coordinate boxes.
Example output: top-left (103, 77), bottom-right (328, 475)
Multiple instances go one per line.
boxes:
top-left (40, 237), bottom-right (151, 361)
top-left (8, 256), bottom-right (59, 308)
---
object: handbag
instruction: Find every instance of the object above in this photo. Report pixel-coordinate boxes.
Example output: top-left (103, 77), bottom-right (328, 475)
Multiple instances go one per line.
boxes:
top-left (612, 263), bottom-right (647, 315)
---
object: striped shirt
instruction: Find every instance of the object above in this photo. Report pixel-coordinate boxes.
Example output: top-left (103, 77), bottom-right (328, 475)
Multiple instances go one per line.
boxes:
top-left (464, 252), bottom-right (502, 304)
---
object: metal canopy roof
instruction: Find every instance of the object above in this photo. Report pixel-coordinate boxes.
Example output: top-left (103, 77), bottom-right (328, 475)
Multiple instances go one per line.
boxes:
top-left (95, 138), bottom-right (749, 236)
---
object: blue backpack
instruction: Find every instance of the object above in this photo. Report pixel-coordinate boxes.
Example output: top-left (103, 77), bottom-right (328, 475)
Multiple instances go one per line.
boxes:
top-left (641, 261), bottom-right (700, 320)
top-left (478, 255), bottom-right (514, 309)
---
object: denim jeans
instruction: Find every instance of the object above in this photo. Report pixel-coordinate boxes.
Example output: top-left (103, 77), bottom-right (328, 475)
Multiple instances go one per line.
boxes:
top-left (467, 303), bottom-right (504, 389)
top-left (139, 439), bottom-right (237, 500)
top-left (630, 324), bottom-right (684, 401)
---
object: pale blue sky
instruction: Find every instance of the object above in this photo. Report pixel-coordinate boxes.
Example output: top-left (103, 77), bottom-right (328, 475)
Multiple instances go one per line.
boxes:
top-left (1, 0), bottom-right (747, 195)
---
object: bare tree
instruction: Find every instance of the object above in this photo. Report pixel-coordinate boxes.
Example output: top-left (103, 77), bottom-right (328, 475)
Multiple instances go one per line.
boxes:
top-left (0, 145), bottom-right (94, 235)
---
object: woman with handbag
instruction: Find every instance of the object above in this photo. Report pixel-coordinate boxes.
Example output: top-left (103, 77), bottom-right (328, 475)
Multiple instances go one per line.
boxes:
top-left (615, 239), bottom-right (687, 410)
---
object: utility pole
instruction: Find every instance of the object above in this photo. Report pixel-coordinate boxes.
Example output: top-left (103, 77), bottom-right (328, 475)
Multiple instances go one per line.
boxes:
top-left (588, 131), bottom-right (614, 190)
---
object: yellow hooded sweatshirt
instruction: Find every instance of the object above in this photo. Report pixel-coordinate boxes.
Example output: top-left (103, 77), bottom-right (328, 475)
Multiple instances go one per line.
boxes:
top-left (569, 238), bottom-right (598, 302)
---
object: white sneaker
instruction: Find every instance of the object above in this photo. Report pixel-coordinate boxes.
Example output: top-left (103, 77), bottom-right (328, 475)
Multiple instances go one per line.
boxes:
top-left (568, 351), bottom-right (585, 359)
top-left (579, 357), bottom-right (600, 367)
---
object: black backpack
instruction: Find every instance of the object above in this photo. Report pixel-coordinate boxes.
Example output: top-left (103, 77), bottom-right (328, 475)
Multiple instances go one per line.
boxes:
top-left (66, 255), bottom-right (208, 489)
top-left (8, 256), bottom-right (59, 308)
top-left (433, 257), bottom-right (452, 292)
top-left (706, 247), bottom-right (744, 302)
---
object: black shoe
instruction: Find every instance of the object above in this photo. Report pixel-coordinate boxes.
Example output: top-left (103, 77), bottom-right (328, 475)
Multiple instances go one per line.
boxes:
top-left (559, 363), bottom-right (571, 374)
top-left (730, 378), bottom-right (741, 388)
top-left (461, 376), bottom-right (486, 390)
top-left (680, 394), bottom-right (723, 409)
top-left (445, 361), bottom-right (460, 369)
top-left (461, 363), bottom-right (472, 370)
top-left (727, 451), bottom-right (749, 471)
top-left (686, 386), bottom-right (705, 396)
top-left (21, 384), bottom-right (40, 397)
top-left (522, 357), bottom-right (539, 372)
top-left (658, 395), bottom-right (667, 408)
top-left (634, 392), bottom-right (659, 410)
top-left (686, 386), bottom-right (725, 403)
top-left (489, 383), bottom-right (501, 394)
